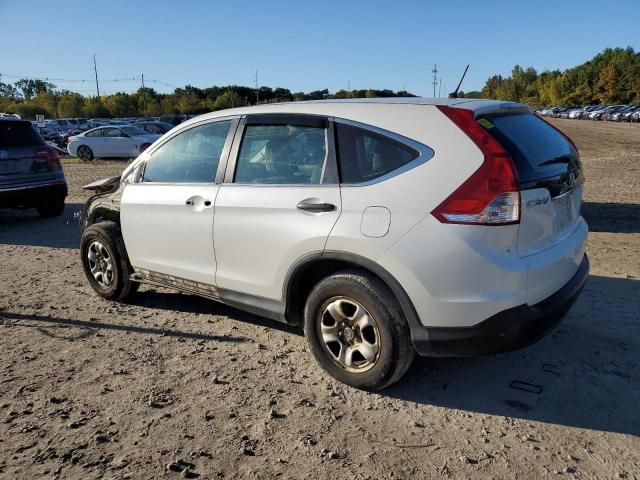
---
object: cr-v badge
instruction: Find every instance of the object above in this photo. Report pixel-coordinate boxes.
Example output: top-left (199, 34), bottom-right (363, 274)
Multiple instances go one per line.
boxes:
top-left (527, 196), bottom-right (550, 208)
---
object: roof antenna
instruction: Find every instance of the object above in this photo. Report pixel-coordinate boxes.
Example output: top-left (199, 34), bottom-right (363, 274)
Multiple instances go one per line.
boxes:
top-left (449, 64), bottom-right (469, 99)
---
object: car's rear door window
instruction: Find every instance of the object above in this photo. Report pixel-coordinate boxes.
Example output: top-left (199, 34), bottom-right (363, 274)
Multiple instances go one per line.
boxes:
top-left (234, 123), bottom-right (327, 185)
top-left (85, 128), bottom-right (104, 137)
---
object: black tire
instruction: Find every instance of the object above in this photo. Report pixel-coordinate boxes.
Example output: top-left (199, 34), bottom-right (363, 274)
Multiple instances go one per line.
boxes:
top-left (139, 143), bottom-right (151, 154)
top-left (80, 222), bottom-right (138, 301)
top-left (303, 270), bottom-right (415, 391)
top-left (77, 145), bottom-right (94, 162)
top-left (36, 197), bottom-right (65, 217)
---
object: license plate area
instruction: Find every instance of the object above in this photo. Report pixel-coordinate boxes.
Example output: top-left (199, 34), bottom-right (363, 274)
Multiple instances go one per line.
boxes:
top-left (552, 190), bottom-right (578, 232)
top-left (0, 160), bottom-right (20, 175)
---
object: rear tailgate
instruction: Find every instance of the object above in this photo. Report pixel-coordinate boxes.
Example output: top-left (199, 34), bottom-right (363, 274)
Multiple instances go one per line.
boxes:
top-left (0, 121), bottom-right (46, 173)
top-left (0, 121), bottom-right (59, 187)
top-left (476, 113), bottom-right (583, 257)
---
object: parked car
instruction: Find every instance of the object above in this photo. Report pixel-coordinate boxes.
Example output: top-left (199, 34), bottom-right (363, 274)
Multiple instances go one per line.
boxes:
top-left (589, 105), bottom-right (626, 120)
top-left (78, 98), bottom-right (589, 390)
top-left (159, 114), bottom-right (189, 126)
top-left (134, 121), bottom-right (175, 135)
top-left (67, 125), bottom-right (161, 161)
top-left (628, 106), bottom-right (640, 122)
top-left (46, 119), bottom-right (77, 132)
top-left (0, 118), bottom-right (67, 217)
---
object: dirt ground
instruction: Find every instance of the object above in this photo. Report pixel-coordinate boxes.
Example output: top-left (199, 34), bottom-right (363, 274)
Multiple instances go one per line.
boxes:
top-left (0, 119), bottom-right (638, 480)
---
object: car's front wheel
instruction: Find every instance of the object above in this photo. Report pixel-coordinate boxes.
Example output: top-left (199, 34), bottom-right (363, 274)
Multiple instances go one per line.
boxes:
top-left (304, 270), bottom-right (415, 390)
top-left (80, 222), bottom-right (138, 301)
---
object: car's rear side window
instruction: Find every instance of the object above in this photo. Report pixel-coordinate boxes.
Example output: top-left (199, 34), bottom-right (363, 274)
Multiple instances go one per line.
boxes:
top-left (478, 113), bottom-right (580, 185)
top-left (335, 123), bottom-right (418, 184)
top-left (143, 120), bottom-right (232, 183)
top-left (0, 121), bottom-right (44, 147)
top-left (234, 124), bottom-right (327, 185)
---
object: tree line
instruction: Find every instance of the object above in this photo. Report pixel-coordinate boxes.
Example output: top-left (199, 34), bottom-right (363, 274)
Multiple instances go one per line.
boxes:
top-left (0, 78), bottom-right (415, 120)
top-left (461, 47), bottom-right (640, 106)
top-left (2, 46), bottom-right (637, 119)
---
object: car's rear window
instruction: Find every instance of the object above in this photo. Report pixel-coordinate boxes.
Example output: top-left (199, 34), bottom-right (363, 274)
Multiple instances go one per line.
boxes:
top-left (477, 113), bottom-right (579, 185)
top-left (0, 121), bottom-right (45, 148)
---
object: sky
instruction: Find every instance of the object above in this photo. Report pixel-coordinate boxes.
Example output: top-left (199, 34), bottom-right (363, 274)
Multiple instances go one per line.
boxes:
top-left (1, 0), bottom-right (638, 97)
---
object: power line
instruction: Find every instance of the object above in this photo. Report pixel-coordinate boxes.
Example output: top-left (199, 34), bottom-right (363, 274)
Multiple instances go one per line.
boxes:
top-left (0, 72), bottom-right (179, 89)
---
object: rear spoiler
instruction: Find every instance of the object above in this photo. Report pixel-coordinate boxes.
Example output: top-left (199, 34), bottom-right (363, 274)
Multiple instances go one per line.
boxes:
top-left (82, 175), bottom-right (120, 192)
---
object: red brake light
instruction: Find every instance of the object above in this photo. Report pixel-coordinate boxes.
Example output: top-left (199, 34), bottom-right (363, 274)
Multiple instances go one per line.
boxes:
top-left (432, 106), bottom-right (520, 225)
top-left (36, 147), bottom-right (62, 171)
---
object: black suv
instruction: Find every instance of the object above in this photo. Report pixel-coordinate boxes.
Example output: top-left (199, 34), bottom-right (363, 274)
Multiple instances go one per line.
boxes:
top-left (0, 119), bottom-right (68, 217)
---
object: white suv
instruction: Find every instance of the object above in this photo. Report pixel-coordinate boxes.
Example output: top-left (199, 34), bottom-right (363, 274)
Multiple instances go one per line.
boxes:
top-left (79, 98), bottom-right (589, 390)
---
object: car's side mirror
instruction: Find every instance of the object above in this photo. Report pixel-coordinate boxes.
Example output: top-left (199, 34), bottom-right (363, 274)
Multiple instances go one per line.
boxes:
top-left (120, 132), bottom-right (129, 138)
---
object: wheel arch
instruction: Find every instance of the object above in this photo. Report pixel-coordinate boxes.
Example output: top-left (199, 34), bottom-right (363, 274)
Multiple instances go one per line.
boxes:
top-left (283, 251), bottom-right (421, 332)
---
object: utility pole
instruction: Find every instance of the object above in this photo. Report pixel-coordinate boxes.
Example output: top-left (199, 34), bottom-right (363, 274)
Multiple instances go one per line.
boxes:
top-left (347, 80), bottom-right (351, 93)
top-left (438, 78), bottom-right (442, 97)
top-left (255, 70), bottom-right (259, 104)
top-left (93, 54), bottom-right (100, 98)
top-left (141, 73), bottom-right (146, 115)
top-left (432, 64), bottom-right (438, 98)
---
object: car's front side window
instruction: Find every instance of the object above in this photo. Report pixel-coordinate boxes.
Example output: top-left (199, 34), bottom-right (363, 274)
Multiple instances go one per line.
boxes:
top-left (234, 124), bottom-right (327, 185)
top-left (143, 120), bottom-right (232, 183)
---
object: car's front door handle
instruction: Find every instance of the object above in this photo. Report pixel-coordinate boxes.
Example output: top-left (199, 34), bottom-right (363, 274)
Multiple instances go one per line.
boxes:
top-left (296, 200), bottom-right (337, 213)
top-left (185, 197), bottom-right (212, 208)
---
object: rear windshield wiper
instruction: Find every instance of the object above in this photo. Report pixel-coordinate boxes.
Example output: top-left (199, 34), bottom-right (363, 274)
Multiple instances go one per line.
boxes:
top-left (539, 154), bottom-right (574, 167)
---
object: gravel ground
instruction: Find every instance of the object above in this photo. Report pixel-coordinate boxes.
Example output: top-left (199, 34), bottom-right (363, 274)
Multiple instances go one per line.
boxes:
top-left (0, 119), bottom-right (638, 480)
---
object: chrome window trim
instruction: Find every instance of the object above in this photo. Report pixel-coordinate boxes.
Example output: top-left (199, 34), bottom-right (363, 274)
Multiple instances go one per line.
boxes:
top-left (333, 117), bottom-right (435, 187)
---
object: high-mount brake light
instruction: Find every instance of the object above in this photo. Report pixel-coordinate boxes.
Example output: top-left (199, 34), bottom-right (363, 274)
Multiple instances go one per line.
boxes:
top-left (432, 106), bottom-right (520, 225)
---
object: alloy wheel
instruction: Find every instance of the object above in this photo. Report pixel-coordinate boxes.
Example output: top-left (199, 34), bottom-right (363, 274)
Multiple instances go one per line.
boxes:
top-left (318, 297), bottom-right (381, 372)
top-left (87, 241), bottom-right (114, 287)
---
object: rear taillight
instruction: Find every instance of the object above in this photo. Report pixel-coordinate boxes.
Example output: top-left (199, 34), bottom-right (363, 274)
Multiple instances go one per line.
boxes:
top-left (36, 147), bottom-right (62, 171)
top-left (432, 106), bottom-right (520, 225)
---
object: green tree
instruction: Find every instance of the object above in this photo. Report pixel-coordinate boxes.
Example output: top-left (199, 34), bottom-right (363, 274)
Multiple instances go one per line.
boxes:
top-left (14, 79), bottom-right (55, 100)
top-left (58, 92), bottom-right (85, 118)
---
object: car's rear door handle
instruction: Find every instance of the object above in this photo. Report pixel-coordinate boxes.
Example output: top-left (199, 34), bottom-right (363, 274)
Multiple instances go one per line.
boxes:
top-left (296, 200), bottom-right (336, 213)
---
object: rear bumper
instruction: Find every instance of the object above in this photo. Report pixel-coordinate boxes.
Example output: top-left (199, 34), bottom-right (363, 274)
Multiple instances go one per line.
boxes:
top-left (0, 181), bottom-right (68, 208)
top-left (411, 254), bottom-right (589, 356)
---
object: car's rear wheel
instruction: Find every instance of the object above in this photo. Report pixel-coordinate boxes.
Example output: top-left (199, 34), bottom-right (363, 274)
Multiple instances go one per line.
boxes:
top-left (77, 145), bottom-right (94, 162)
top-left (80, 222), bottom-right (138, 301)
top-left (36, 196), bottom-right (65, 218)
top-left (303, 270), bottom-right (415, 391)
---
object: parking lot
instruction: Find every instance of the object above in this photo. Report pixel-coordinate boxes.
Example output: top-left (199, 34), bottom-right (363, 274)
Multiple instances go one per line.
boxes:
top-left (0, 119), bottom-right (638, 479)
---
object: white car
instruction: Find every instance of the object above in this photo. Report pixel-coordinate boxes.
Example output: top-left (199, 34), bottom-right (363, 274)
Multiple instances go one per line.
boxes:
top-left (78, 98), bottom-right (589, 390)
top-left (68, 125), bottom-right (160, 161)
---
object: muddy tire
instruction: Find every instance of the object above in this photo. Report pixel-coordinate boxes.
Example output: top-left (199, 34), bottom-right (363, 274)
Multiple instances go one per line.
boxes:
top-left (304, 270), bottom-right (415, 391)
